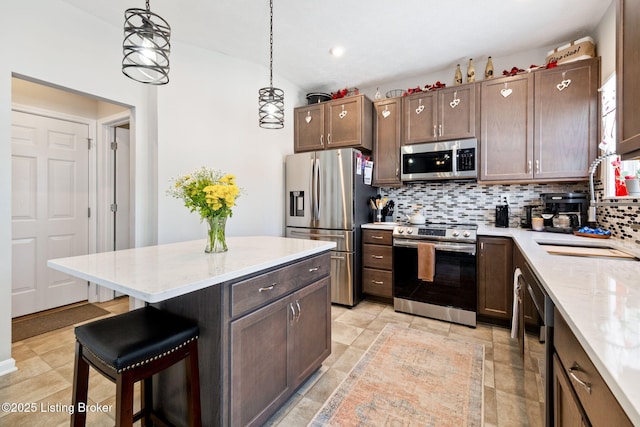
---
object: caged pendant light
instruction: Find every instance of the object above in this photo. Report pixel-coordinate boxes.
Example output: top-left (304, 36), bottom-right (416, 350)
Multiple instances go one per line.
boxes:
top-left (258, 0), bottom-right (285, 129)
top-left (122, 0), bottom-right (171, 85)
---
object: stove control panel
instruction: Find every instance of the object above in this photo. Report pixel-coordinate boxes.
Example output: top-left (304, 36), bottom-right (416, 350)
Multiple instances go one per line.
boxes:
top-left (393, 225), bottom-right (477, 242)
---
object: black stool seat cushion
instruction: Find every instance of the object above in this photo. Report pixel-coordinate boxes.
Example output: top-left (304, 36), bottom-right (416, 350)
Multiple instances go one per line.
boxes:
top-left (75, 306), bottom-right (199, 372)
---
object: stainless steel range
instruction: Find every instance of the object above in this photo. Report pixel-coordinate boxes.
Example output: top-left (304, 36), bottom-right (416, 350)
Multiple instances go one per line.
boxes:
top-left (392, 223), bottom-right (478, 327)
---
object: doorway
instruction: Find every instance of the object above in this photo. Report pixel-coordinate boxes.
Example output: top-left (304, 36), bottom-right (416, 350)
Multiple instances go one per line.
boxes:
top-left (11, 77), bottom-right (133, 317)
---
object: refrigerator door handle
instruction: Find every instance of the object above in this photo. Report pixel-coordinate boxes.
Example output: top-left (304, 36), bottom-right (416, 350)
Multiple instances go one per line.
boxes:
top-left (315, 158), bottom-right (321, 220)
top-left (310, 156), bottom-right (317, 221)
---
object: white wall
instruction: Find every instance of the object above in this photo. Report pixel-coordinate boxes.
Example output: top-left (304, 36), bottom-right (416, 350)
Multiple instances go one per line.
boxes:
top-left (0, 0), bottom-right (154, 373)
top-left (156, 42), bottom-right (304, 243)
top-left (0, 0), bottom-right (303, 374)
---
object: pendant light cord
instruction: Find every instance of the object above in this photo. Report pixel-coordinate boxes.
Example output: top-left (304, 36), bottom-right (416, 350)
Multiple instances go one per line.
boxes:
top-left (269, 0), bottom-right (274, 88)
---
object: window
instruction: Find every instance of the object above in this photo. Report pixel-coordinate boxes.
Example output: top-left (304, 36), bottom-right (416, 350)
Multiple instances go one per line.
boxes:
top-left (600, 74), bottom-right (640, 198)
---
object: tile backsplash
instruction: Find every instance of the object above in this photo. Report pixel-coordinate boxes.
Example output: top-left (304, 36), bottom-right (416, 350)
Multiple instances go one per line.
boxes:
top-left (378, 180), bottom-right (640, 243)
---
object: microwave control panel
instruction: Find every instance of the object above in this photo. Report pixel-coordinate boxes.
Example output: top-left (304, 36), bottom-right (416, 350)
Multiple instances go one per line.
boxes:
top-left (456, 148), bottom-right (475, 172)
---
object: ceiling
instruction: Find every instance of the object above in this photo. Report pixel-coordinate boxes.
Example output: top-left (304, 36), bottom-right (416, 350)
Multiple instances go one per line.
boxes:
top-left (61, 0), bottom-right (612, 94)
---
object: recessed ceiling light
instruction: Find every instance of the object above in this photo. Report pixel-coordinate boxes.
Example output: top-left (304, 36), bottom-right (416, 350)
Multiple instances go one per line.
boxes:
top-left (329, 46), bottom-right (345, 57)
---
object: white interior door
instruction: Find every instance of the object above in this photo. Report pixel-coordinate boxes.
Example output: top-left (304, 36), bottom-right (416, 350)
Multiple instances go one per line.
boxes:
top-left (11, 110), bottom-right (90, 317)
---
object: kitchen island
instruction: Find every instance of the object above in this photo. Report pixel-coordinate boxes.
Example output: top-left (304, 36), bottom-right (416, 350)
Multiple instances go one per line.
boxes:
top-left (48, 236), bottom-right (335, 427)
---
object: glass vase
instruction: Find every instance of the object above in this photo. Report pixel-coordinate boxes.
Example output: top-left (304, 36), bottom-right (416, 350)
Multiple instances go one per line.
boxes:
top-left (205, 216), bottom-right (228, 253)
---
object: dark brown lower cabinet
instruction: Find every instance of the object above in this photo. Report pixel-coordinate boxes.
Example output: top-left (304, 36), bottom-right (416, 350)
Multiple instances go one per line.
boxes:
top-left (553, 354), bottom-right (588, 426)
top-left (554, 309), bottom-right (633, 427)
top-left (477, 236), bottom-right (513, 320)
top-left (231, 277), bottom-right (331, 427)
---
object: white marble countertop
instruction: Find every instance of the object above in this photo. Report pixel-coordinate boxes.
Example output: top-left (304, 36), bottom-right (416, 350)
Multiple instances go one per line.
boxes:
top-left (47, 236), bottom-right (335, 304)
top-left (479, 225), bottom-right (640, 425)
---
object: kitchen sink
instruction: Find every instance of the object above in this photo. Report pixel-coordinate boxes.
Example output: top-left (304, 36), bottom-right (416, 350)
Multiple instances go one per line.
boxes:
top-left (537, 242), bottom-right (639, 261)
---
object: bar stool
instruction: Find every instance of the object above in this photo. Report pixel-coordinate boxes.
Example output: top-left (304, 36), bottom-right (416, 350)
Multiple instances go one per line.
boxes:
top-left (71, 306), bottom-right (201, 427)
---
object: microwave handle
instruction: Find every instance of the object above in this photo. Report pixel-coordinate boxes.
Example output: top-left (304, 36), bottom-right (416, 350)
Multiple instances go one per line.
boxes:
top-left (452, 145), bottom-right (459, 177)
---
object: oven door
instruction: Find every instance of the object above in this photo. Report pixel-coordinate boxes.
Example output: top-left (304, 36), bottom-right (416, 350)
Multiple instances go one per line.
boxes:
top-left (392, 239), bottom-right (477, 326)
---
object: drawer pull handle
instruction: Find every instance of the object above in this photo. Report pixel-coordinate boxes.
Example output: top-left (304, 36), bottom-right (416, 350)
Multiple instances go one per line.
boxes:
top-left (258, 283), bottom-right (277, 292)
top-left (568, 363), bottom-right (592, 394)
top-left (295, 300), bottom-right (301, 321)
top-left (371, 235), bottom-right (384, 240)
top-left (308, 267), bottom-right (319, 272)
top-left (372, 280), bottom-right (384, 285)
top-left (371, 255), bottom-right (384, 259)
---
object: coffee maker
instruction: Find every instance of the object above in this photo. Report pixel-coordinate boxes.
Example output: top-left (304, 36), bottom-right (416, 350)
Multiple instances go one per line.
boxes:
top-left (540, 193), bottom-right (588, 233)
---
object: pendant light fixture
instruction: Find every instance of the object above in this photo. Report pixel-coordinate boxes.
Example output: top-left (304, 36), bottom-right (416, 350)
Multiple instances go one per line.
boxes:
top-left (258, 0), bottom-right (285, 129)
top-left (122, 0), bottom-right (171, 85)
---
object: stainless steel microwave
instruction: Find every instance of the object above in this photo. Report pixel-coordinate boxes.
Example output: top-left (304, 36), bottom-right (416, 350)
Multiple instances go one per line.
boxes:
top-left (400, 138), bottom-right (478, 181)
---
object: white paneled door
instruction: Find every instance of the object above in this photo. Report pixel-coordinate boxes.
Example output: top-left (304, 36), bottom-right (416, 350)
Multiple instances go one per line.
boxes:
top-left (11, 110), bottom-right (89, 317)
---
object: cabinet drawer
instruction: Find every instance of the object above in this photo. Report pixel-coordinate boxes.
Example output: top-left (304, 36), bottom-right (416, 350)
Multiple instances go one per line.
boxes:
top-left (362, 229), bottom-right (393, 245)
top-left (362, 244), bottom-right (392, 270)
top-left (231, 253), bottom-right (330, 318)
top-left (362, 268), bottom-right (392, 298)
top-left (554, 309), bottom-right (632, 427)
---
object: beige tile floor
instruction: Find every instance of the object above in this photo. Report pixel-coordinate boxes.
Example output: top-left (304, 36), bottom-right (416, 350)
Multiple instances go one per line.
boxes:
top-left (1, 297), bottom-right (544, 426)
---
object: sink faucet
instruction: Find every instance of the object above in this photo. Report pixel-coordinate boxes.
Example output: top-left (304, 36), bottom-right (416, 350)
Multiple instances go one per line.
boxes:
top-left (588, 152), bottom-right (617, 223)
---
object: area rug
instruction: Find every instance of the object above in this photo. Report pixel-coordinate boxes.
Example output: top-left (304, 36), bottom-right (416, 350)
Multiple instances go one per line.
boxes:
top-left (309, 324), bottom-right (484, 427)
top-left (12, 303), bottom-right (110, 342)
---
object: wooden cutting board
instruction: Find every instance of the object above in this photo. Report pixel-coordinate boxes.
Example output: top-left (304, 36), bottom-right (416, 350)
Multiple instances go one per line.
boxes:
top-left (542, 245), bottom-right (636, 259)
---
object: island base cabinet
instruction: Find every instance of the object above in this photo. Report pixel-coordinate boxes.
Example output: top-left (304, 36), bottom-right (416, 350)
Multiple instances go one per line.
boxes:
top-left (230, 277), bottom-right (331, 427)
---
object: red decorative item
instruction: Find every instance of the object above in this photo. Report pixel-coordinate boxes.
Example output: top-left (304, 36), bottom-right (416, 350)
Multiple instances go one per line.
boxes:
top-left (612, 158), bottom-right (629, 197)
top-left (502, 67), bottom-right (525, 76)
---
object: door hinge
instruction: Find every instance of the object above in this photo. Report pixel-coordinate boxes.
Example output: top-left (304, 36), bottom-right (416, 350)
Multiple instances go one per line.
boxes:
top-left (111, 141), bottom-right (118, 150)
top-left (87, 138), bottom-right (93, 150)
top-left (88, 207), bottom-right (91, 218)
top-left (110, 203), bottom-right (118, 213)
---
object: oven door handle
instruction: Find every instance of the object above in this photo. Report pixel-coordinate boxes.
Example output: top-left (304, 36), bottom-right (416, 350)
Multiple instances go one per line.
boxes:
top-left (393, 239), bottom-right (476, 255)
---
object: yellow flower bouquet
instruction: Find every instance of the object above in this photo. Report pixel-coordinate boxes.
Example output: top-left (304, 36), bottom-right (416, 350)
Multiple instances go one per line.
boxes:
top-left (167, 167), bottom-right (241, 252)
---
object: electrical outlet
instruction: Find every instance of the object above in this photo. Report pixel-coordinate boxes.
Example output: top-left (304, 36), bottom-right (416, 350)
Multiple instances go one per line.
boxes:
top-left (503, 195), bottom-right (509, 205)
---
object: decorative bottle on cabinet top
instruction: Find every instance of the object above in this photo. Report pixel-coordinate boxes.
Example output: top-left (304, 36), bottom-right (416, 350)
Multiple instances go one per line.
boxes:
top-left (454, 64), bottom-right (463, 85)
top-left (467, 58), bottom-right (475, 83)
top-left (485, 56), bottom-right (494, 79)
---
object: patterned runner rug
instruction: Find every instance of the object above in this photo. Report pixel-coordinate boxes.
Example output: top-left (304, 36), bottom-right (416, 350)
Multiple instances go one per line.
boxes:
top-left (309, 324), bottom-right (484, 426)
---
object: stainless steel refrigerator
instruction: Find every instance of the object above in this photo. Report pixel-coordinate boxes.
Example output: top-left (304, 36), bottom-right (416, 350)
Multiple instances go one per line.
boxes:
top-left (285, 148), bottom-right (376, 306)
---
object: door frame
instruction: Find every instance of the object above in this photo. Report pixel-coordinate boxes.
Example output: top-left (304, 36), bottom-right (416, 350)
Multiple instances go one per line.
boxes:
top-left (11, 103), bottom-right (97, 306)
top-left (95, 111), bottom-right (134, 302)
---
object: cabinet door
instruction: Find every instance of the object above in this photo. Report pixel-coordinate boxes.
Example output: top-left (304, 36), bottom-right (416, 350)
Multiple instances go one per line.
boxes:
top-left (230, 297), bottom-right (291, 427)
top-left (477, 236), bottom-right (514, 320)
top-left (480, 74), bottom-right (534, 181)
top-left (294, 104), bottom-right (324, 153)
top-left (439, 84), bottom-right (476, 140)
top-left (553, 354), bottom-right (588, 427)
top-left (373, 98), bottom-right (402, 186)
top-left (326, 96), bottom-right (362, 148)
top-left (290, 277), bottom-right (331, 387)
top-left (402, 91), bottom-right (438, 144)
top-left (618, 0), bottom-right (640, 159)
top-left (534, 59), bottom-right (599, 179)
